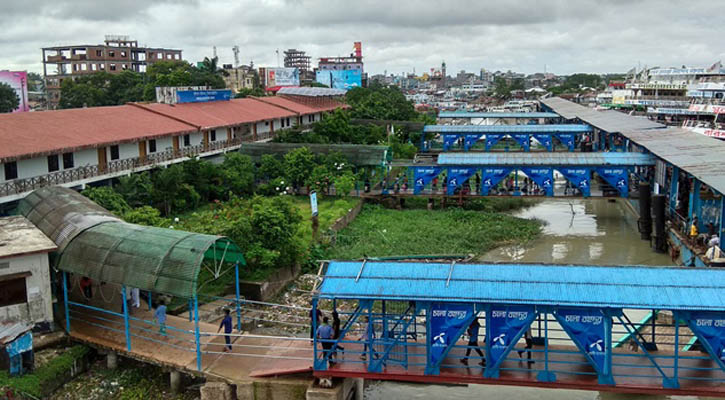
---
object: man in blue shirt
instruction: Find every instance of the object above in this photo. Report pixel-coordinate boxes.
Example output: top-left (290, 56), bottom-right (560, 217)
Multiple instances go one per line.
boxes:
top-left (316, 316), bottom-right (335, 365)
top-left (154, 301), bottom-right (167, 336)
top-left (217, 309), bottom-right (233, 352)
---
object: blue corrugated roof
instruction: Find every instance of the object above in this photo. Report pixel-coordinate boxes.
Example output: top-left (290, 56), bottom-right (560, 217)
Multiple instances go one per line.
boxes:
top-left (438, 112), bottom-right (560, 119)
top-left (436, 152), bottom-right (656, 166)
top-left (423, 124), bottom-right (592, 133)
top-left (319, 261), bottom-right (725, 311)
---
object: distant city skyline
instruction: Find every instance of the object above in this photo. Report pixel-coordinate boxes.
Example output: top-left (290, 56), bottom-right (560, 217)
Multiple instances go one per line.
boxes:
top-left (2, 0), bottom-right (724, 76)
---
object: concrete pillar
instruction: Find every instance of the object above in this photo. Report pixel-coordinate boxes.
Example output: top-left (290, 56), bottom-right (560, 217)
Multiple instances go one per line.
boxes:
top-left (236, 381), bottom-right (254, 400)
top-left (201, 381), bottom-right (233, 400)
top-left (354, 378), bottom-right (364, 400)
top-left (170, 370), bottom-right (182, 395)
top-left (106, 351), bottom-right (117, 369)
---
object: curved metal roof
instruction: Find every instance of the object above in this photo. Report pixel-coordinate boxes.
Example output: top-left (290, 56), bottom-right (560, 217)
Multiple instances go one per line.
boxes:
top-left (438, 111), bottom-right (560, 119)
top-left (319, 261), bottom-right (725, 311)
top-left (18, 187), bottom-right (244, 298)
top-left (436, 152), bottom-right (656, 166)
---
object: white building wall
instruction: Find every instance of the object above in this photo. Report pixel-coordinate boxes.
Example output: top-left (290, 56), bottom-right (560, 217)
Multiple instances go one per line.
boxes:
top-left (257, 121), bottom-right (270, 134)
top-left (16, 158), bottom-right (48, 179)
top-left (118, 143), bottom-right (139, 160)
top-left (74, 148), bottom-right (97, 168)
top-left (0, 254), bottom-right (53, 326)
top-left (188, 132), bottom-right (204, 146)
top-left (213, 128), bottom-right (226, 142)
top-left (151, 137), bottom-right (174, 153)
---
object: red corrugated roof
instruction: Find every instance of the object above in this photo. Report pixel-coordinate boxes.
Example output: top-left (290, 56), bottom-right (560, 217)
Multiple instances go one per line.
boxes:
top-left (253, 96), bottom-right (346, 114)
top-left (137, 98), bottom-right (296, 130)
top-left (0, 105), bottom-right (197, 162)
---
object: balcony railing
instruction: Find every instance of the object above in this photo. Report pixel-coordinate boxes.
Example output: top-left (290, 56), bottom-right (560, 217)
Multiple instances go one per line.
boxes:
top-left (0, 137), bottom-right (248, 198)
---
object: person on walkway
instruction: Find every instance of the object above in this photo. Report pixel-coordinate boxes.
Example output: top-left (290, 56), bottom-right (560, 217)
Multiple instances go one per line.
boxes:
top-left (332, 310), bottom-right (344, 357)
top-left (310, 304), bottom-right (322, 344)
top-left (131, 287), bottom-right (140, 309)
top-left (461, 318), bottom-right (485, 366)
top-left (80, 277), bottom-right (92, 301)
top-left (217, 308), bottom-right (233, 352)
top-left (317, 316), bottom-right (335, 365)
top-left (360, 316), bottom-right (378, 360)
top-left (154, 301), bottom-right (167, 336)
top-left (518, 327), bottom-right (535, 365)
top-left (690, 217), bottom-right (699, 243)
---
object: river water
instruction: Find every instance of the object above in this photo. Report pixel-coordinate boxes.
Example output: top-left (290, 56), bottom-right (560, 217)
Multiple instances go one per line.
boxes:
top-left (365, 199), bottom-right (709, 400)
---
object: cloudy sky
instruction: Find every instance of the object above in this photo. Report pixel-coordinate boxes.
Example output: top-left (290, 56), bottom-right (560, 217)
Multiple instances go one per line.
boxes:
top-left (2, 0), bottom-right (723, 77)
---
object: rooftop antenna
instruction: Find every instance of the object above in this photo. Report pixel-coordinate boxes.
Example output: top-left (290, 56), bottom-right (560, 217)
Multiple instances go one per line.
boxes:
top-left (233, 45), bottom-right (240, 68)
top-left (276, 49), bottom-right (280, 67)
top-left (213, 46), bottom-right (217, 59)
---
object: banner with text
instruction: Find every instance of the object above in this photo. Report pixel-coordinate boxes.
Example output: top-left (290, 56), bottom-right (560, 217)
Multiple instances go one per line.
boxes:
top-left (480, 168), bottom-right (512, 195)
top-left (556, 133), bottom-right (576, 150)
top-left (559, 168), bottom-right (591, 197)
top-left (413, 167), bottom-right (442, 194)
top-left (447, 168), bottom-right (478, 195)
top-left (686, 312), bottom-right (725, 366)
top-left (595, 167), bottom-right (629, 197)
top-left (429, 303), bottom-right (474, 366)
top-left (485, 134), bottom-right (504, 150)
top-left (555, 308), bottom-right (608, 374)
top-left (487, 305), bottom-right (536, 367)
top-left (443, 135), bottom-right (459, 151)
top-left (532, 134), bottom-right (553, 151)
top-left (511, 134), bottom-right (530, 151)
top-left (464, 134), bottom-right (483, 151)
top-left (522, 167), bottom-right (554, 196)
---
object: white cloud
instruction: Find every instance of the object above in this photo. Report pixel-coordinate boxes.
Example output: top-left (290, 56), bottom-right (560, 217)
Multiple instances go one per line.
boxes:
top-left (1, 0), bottom-right (723, 76)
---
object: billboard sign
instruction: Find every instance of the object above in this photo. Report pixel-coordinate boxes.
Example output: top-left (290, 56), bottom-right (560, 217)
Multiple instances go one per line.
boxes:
top-left (0, 71), bottom-right (29, 112)
top-left (315, 69), bottom-right (362, 90)
top-left (265, 68), bottom-right (299, 87)
top-left (176, 89), bottom-right (232, 103)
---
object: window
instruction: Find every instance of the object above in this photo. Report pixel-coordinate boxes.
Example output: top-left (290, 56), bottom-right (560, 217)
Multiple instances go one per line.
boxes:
top-left (62, 152), bottom-right (74, 169)
top-left (0, 276), bottom-right (28, 307)
top-left (99, 63), bottom-right (105, 70)
top-left (183, 134), bottom-right (190, 147)
top-left (286, 118), bottom-right (291, 127)
top-left (47, 155), bottom-right (59, 172)
top-left (210, 131), bottom-right (216, 142)
top-left (265, 121), bottom-right (269, 126)
top-left (96, 50), bottom-right (103, 57)
top-left (148, 139), bottom-right (157, 153)
top-left (157, 53), bottom-right (163, 60)
top-left (120, 51), bottom-right (127, 57)
top-left (110, 145), bottom-right (119, 160)
top-left (91, 64), bottom-right (97, 71)
top-left (109, 50), bottom-right (115, 57)
top-left (3, 161), bottom-right (18, 181)
top-left (110, 64), bottom-right (116, 71)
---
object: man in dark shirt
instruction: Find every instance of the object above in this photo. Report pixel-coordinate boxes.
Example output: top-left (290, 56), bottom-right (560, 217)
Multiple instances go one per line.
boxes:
top-left (317, 317), bottom-right (335, 365)
top-left (217, 309), bottom-right (233, 352)
top-left (461, 318), bottom-right (485, 367)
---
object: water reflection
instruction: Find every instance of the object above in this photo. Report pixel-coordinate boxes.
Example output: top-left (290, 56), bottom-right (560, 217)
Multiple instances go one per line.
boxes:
top-left (366, 199), bottom-right (689, 400)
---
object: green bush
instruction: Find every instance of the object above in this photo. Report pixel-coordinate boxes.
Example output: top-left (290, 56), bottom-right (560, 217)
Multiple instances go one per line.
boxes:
top-left (0, 345), bottom-right (90, 398)
top-left (82, 186), bottom-right (131, 215)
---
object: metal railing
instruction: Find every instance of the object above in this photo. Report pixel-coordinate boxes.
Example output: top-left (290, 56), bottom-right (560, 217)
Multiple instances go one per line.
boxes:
top-left (1, 137), bottom-right (248, 197)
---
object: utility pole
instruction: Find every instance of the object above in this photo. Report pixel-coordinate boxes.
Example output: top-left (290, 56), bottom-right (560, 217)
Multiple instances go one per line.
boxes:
top-left (276, 49), bottom-right (280, 67)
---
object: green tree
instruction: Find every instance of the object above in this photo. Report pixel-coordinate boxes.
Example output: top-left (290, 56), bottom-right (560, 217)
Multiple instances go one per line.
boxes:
top-left (283, 147), bottom-right (316, 190)
top-left (81, 186), bottom-right (131, 215)
top-left (312, 108), bottom-right (351, 142)
top-left (306, 165), bottom-right (332, 194)
top-left (345, 86), bottom-right (417, 121)
top-left (115, 172), bottom-right (154, 208)
top-left (183, 159), bottom-right (225, 201)
top-left (234, 87), bottom-right (266, 98)
top-left (151, 165), bottom-right (187, 215)
top-left (27, 72), bottom-right (44, 92)
top-left (257, 154), bottom-right (283, 180)
top-left (333, 172), bottom-right (355, 196)
top-left (221, 153), bottom-right (255, 196)
top-left (123, 206), bottom-right (169, 227)
top-left (0, 82), bottom-right (19, 113)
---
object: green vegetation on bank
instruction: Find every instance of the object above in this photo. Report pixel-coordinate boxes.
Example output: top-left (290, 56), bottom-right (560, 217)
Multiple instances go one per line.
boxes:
top-left (0, 345), bottom-right (90, 398)
top-left (325, 199), bottom-right (540, 260)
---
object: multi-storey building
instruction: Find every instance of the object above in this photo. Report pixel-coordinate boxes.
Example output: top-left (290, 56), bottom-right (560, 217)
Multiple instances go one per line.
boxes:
top-left (42, 35), bottom-right (182, 108)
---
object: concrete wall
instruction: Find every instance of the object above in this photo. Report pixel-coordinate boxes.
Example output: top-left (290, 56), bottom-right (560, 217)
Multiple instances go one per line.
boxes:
top-left (74, 148), bottom-right (97, 167)
top-left (0, 253), bottom-right (53, 326)
top-left (257, 121), bottom-right (270, 134)
top-left (119, 143), bottom-right (139, 160)
top-left (15, 158), bottom-right (47, 180)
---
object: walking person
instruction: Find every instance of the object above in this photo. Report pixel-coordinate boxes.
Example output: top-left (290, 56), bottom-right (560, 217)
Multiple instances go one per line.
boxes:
top-left (317, 316), bottom-right (336, 365)
top-left (217, 309), bottom-right (233, 352)
top-left (154, 300), bottom-right (167, 336)
top-left (518, 327), bottom-right (535, 365)
top-left (461, 318), bottom-right (485, 366)
top-left (309, 304), bottom-right (322, 345)
top-left (360, 316), bottom-right (378, 360)
top-left (80, 277), bottom-right (92, 301)
top-left (131, 287), bottom-right (140, 309)
top-left (332, 310), bottom-right (344, 358)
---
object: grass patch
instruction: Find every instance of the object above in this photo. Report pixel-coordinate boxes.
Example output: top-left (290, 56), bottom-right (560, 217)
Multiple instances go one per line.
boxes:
top-left (0, 345), bottom-right (90, 399)
top-left (325, 204), bottom-right (541, 260)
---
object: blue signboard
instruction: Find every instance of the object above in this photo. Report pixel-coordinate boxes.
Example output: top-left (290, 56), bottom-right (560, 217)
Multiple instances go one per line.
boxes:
top-left (486, 305), bottom-right (535, 370)
top-left (532, 134), bottom-right (553, 151)
top-left (595, 167), bottom-right (629, 197)
top-left (511, 134), bottom-right (530, 151)
top-left (443, 134), bottom-right (459, 151)
top-left (559, 167), bottom-right (591, 197)
top-left (413, 167), bottom-right (442, 194)
top-left (480, 168), bottom-right (512, 195)
top-left (555, 308), bottom-right (608, 375)
top-left (177, 89), bottom-right (232, 103)
top-left (464, 134), bottom-right (483, 151)
top-left (522, 167), bottom-right (554, 196)
top-left (446, 168), bottom-right (477, 195)
top-left (556, 133), bottom-right (576, 150)
top-left (429, 303), bottom-right (474, 368)
top-left (485, 134), bottom-right (504, 150)
top-left (309, 191), bottom-right (318, 217)
top-left (685, 312), bottom-right (725, 368)
top-left (315, 69), bottom-right (362, 90)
